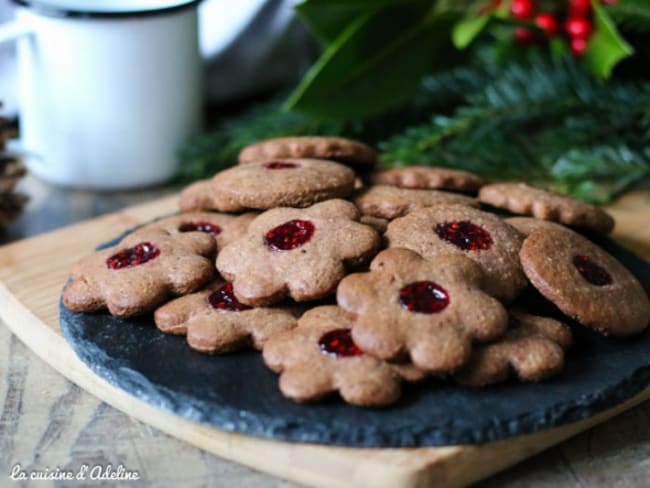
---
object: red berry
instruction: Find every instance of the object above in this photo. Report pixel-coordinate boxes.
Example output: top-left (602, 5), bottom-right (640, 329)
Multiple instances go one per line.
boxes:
top-left (573, 255), bottom-right (612, 286)
top-left (565, 17), bottom-right (593, 39)
top-left (570, 36), bottom-right (589, 56)
top-left (435, 221), bottom-right (493, 251)
top-left (514, 26), bottom-right (537, 44)
top-left (318, 329), bottom-right (363, 358)
top-left (265, 219), bottom-right (315, 251)
top-left (208, 283), bottom-right (251, 312)
top-left (263, 161), bottom-right (299, 170)
top-left (535, 12), bottom-right (560, 36)
top-left (399, 281), bottom-right (450, 315)
top-left (510, 0), bottom-right (535, 19)
top-left (569, 0), bottom-right (591, 17)
top-left (106, 242), bottom-right (160, 269)
top-left (178, 221), bottom-right (222, 235)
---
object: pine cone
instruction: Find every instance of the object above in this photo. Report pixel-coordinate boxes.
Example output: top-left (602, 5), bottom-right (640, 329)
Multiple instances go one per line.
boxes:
top-left (0, 115), bottom-right (28, 227)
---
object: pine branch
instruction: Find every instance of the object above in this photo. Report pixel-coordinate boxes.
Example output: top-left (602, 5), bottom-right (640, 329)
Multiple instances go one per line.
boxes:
top-left (380, 57), bottom-right (650, 202)
top-left (177, 57), bottom-right (650, 204)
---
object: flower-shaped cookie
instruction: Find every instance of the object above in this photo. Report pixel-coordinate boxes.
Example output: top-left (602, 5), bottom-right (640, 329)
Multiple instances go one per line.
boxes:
top-left (182, 158), bottom-right (356, 213)
top-left (479, 182), bottom-right (615, 234)
top-left (454, 310), bottom-right (573, 386)
top-left (520, 226), bottom-right (650, 337)
top-left (63, 230), bottom-right (216, 317)
top-left (216, 199), bottom-right (381, 306)
top-left (370, 166), bottom-right (484, 193)
top-left (136, 211), bottom-right (257, 251)
top-left (337, 248), bottom-right (508, 374)
top-left (385, 204), bottom-right (527, 302)
top-left (154, 279), bottom-right (300, 354)
top-left (353, 185), bottom-right (477, 220)
top-left (263, 305), bottom-right (424, 406)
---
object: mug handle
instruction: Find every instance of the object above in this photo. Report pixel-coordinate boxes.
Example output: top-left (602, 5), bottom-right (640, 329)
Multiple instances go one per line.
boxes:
top-left (0, 20), bottom-right (32, 153)
top-left (0, 20), bottom-right (32, 45)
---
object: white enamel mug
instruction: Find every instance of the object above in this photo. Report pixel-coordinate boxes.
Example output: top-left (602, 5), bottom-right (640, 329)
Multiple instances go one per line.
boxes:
top-left (0, 0), bottom-right (202, 189)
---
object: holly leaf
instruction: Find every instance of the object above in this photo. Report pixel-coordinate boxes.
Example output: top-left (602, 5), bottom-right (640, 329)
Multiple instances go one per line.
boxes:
top-left (585, 0), bottom-right (634, 79)
top-left (295, 0), bottom-right (405, 44)
top-left (605, 0), bottom-right (650, 33)
top-left (452, 0), bottom-right (510, 49)
top-left (285, 2), bottom-right (462, 120)
top-left (453, 14), bottom-right (490, 49)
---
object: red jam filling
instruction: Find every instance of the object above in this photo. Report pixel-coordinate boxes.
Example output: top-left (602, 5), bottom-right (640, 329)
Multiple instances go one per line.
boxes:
top-left (106, 242), bottom-right (160, 269)
top-left (208, 283), bottom-right (251, 312)
top-left (435, 221), bottom-right (493, 251)
top-left (318, 328), bottom-right (363, 358)
top-left (265, 219), bottom-right (315, 251)
top-left (573, 255), bottom-right (612, 286)
top-left (399, 281), bottom-right (450, 314)
top-left (178, 221), bottom-right (222, 236)
top-left (263, 161), bottom-right (299, 170)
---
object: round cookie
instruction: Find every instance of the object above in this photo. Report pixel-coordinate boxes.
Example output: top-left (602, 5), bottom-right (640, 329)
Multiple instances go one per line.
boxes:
top-left (137, 212), bottom-right (257, 250)
top-left (154, 279), bottom-right (300, 354)
top-left (454, 310), bottom-right (572, 386)
top-left (216, 199), bottom-right (381, 306)
top-left (479, 182), bottom-right (615, 234)
top-left (370, 166), bottom-right (484, 193)
top-left (63, 230), bottom-right (216, 318)
top-left (262, 305), bottom-right (425, 406)
top-left (239, 136), bottom-right (377, 171)
top-left (520, 226), bottom-right (650, 337)
top-left (353, 185), bottom-right (478, 220)
top-left (209, 158), bottom-right (355, 212)
top-left (385, 204), bottom-right (527, 302)
top-left (337, 249), bottom-right (508, 374)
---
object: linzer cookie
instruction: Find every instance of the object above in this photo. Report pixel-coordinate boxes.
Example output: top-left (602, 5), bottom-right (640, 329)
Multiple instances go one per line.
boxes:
top-left (479, 182), bottom-right (615, 234)
top-left (238, 136), bottom-right (377, 171)
top-left (370, 166), bottom-right (484, 193)
top-left (154, 279), bottom-right (300, 354)
top-left (63, 230), bottom-right (215, 318)
top-left (216, 199), bottom-right (380, 306)
top-left (207, 158), bottom-right (355, 212)
top-left (337, 249), bottom-right (508, 373)
top-left (385, 204), bottom-right (527, 302)
top-left (353, 185), bottom-right (478, 220)
top-left (137, 212), bottom-right (257, 250)
top-left (455, 310), bottom-right (572, 386)
top-left (262, 305), bottom-right (424, 406)
top-left (520, 226), bottom-right (650, 337)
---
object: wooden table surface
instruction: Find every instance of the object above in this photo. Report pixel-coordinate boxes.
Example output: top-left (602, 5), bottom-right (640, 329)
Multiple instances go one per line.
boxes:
top-left (1, 176), bottom-right (649, 487)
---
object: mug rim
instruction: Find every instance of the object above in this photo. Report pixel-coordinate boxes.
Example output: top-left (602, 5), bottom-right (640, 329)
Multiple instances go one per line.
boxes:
top-left (11, 0), bottom-right (201, 19)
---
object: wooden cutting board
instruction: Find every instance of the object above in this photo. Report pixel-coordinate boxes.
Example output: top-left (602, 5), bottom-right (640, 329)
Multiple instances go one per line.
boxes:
top-left (0, 191), bottom-right (649, 488)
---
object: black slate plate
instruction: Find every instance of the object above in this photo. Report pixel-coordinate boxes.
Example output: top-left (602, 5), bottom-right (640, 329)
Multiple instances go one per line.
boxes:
top-left (60, 229), bottom-right (650, 448)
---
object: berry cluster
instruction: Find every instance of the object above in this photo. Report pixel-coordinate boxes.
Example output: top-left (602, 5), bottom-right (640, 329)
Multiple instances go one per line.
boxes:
top-left (510, 0), bottom-right (615, 56)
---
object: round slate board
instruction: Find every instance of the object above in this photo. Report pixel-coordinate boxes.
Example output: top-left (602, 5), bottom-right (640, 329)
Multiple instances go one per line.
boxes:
top-left (60, 229), bottom-right (650, 448)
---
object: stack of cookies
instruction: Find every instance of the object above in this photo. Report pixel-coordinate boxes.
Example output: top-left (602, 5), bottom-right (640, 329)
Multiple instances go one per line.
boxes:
top-left (63, 136), bottom-right (650, 407)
